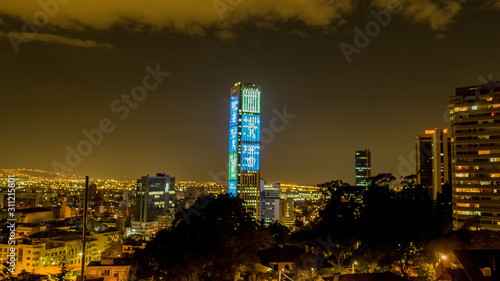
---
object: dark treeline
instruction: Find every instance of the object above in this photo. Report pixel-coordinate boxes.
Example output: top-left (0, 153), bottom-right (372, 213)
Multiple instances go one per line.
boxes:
top-left (133, 195), bottom-right (275, 280)
top-left (293, 175), bottom-right (448, 278)
top-left (131, 174), bottom-right (500, 280)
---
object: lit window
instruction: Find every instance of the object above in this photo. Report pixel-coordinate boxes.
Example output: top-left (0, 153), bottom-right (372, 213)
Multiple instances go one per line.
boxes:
top-left (456, 203), bottom-right (470, 207)
top-left (456, 173), bottom-right (469, 178)
top-left (479, 150), bottom-right (491, 155)
top-left (456, 188), bottom-right (480, 193)
top-left (491, 174), bottom-right (500, 178)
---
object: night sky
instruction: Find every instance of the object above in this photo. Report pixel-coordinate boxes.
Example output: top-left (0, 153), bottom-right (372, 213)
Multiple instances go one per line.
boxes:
top-left (1, 0), bottom-right (500, 184)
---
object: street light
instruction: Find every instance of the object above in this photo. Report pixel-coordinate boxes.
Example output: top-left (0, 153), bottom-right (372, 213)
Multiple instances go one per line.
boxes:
top-left (351, 261), bottom-right (357, 274)
top-left (439, 254), bottom-right (447, 272)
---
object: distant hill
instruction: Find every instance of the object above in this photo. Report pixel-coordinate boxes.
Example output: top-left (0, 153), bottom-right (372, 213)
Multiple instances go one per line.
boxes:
top-left (0, 168), bottom-right (79, 181)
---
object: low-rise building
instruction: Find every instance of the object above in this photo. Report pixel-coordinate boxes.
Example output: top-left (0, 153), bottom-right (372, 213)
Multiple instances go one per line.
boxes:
top-left (85, 258), bottom-right (132, 281)
top-left (436, 249), bottom-right (500, 280)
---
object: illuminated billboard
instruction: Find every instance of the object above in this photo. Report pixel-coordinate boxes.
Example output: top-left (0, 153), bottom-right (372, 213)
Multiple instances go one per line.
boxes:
top-left (229, 127), bottom-right (238, 153)
top-left (228, 181), bottom-right (237, 197)
top-left (241, 143), bottom-right (260, 171)
top-left (228, 153), bottom-right (238, 180)
top-left (230, 95), bottom-right (239, 127)
top-left (242, 114), bottom-right (260, 142)
top-left (242, 88), bottom-right (260, 113)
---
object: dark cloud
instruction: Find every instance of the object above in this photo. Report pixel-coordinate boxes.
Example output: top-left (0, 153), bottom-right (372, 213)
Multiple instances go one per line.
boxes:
top-left (2, 32), bottom-right (113, 48)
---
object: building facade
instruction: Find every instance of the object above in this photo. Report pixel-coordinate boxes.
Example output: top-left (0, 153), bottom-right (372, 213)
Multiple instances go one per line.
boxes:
top-left (447, 82), bottom-right (500, 230)
top-left (86, 258), bottom-right (131, 281)
top-left (228, 82), bottom-right (261, 220)
top-left (355, 149), bottom-right (371, 187)
top-left (416, 129), bottom-right (452, 200)
top-left (133, 173), bottom-right (173, 236)
top-left (261, 182), bottom-right (281, 226)
top-left (280, 198), bottom-right (294, 229)
top-left (0, 232), bottom-right (100, 278)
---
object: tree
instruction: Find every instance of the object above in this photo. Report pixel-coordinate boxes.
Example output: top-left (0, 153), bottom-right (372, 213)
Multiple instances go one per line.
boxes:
top-left (295, 176), bottom-right (452, 278)
top-left (0, 261), bottom-right (16, 281)
top-left (50, 258), bottom-right (72, 281)
top-left (133, 194), bottom-right (274, 281)
top-left (400, 174), bottom-right (417, 188)
top-left (414, 251), bottom-right (436, 281)
top-left (294, 218), bottom-right (304, 230)
top-left (435, 183), bottom-right (453, 234)
top-left (316, 183), bottom-right (360, 241)
top-left (467, 230), bottom-right (500, 249)
top-left (101, 238), bottom-right (123, 258)
top-left (268, 222), bottom-right (290, 245)
top-left (394, 242), bottom-right (420, 279)
top-left (350, 245), bottom-right (392, 273)
top-left (369, 173), bottom-right (396, 187)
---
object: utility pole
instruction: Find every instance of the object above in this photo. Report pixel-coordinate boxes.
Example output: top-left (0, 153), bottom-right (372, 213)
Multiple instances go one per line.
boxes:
top-left (277, 245), bottom-right (281, 281)
top-left (81, 176), bottom-right (89, 281)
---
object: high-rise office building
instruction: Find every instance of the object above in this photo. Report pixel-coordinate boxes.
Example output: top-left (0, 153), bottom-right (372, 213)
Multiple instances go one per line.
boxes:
top-left (416, 129), bottom-right (452, 200)
top-left (447, 82), bottom-right (500, 230)
top-left (133, 173), bottom-right (174, 237)
top-left (228, 82), bottom-right (261, 220)
top-left (355, 149), bottom-right (371, 186)
top-left (261, 181), bottom-right (281, 226)
top-left (280, 198), bottom-right (294, 229)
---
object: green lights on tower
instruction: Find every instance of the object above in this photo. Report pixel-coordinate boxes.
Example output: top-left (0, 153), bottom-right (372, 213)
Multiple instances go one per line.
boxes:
top-left (229, 153), bottom-right (237, 180)
top-left (242, 89), bottom-right (261, 113)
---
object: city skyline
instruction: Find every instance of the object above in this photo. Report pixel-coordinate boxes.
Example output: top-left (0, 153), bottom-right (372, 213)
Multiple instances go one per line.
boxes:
top-left (1, 1), bottom-right (500, 185)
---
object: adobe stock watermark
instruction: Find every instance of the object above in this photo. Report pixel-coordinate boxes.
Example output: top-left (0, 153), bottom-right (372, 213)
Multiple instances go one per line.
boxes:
top-left (397, 148), bottom-right (418, 180)
top-left (320, 0), bottom-right (343, 11)
top-left (209, 106), bottom-right (297, 183)
top-left (339, 0), bottom-right (406, 64)
top-left (6, 175), bottom-right (17, 274)
top-left (213, 0), bottom-right (244, 20)
top-left (399, 74), bottom-right (497, 182)
top-left (179, 195), bottom-right (210, 225)
top-left (7, 0), bottom-right (70, 54)
top-left (51, 64), bottom-right (169, 173)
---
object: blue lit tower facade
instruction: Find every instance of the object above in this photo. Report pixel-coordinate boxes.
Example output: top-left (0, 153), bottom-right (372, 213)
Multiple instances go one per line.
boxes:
top-left (229, 82), bottom-right (261, 220)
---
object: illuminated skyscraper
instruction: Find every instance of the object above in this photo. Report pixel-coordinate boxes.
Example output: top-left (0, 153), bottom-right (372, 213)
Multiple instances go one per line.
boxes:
top-left (448, 82), bottom-right (500, 230)
top-left (355, 149), bottom-right (371, 186)
top-left (415, 129), bottom-right (451, 200)
top-left (132, 173), bottom-right (174, 237)
top-left (260, 182), bottom-right (280, 226)
top-left (228, 82), bottom-right (261, 220)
